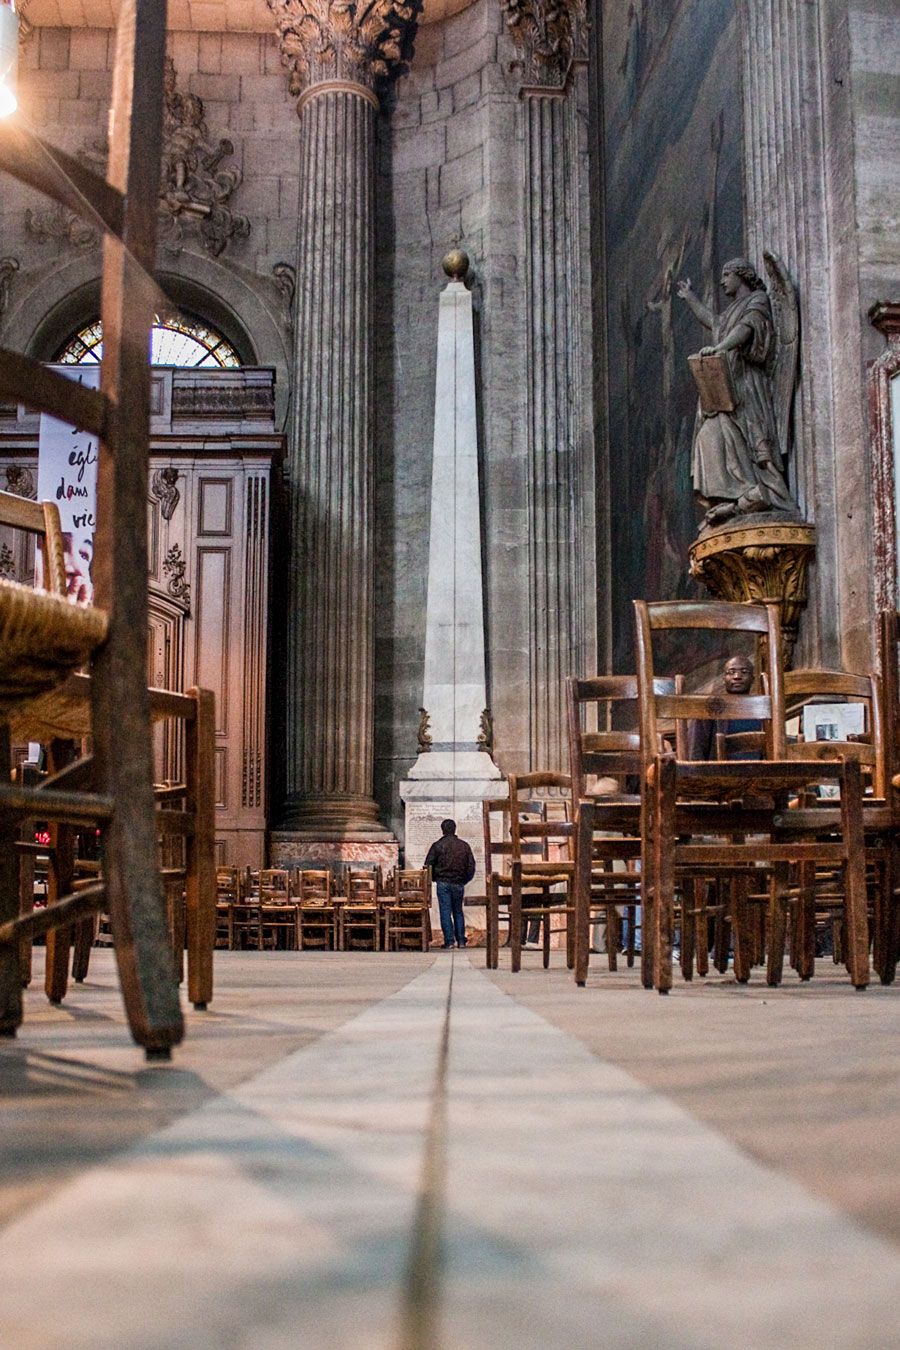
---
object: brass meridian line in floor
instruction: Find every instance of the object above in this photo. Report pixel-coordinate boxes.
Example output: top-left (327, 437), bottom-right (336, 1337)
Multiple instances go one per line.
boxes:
top-left (397, 951), bottom-right (455, 1350)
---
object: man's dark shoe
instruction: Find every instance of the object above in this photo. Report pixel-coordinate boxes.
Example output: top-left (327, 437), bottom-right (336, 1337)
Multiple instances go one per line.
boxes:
top-left (440, 942), bottom-right (454, 950)
top-left (457, 941), bottom-right (467, 948)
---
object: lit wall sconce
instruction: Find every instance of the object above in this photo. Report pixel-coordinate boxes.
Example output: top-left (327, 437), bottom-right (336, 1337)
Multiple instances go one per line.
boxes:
top-left (0, 2), bottom-right (19, 119)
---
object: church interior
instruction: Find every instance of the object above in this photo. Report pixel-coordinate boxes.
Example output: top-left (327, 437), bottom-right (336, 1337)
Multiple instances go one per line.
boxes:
top-left (0, 0), bottom-right (899, 1345)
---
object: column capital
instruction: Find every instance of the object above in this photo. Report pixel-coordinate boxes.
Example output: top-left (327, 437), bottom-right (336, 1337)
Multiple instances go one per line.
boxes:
top-left (267, 0), bottom-right (418, 107)
top-left (499, 0), bottom-right (588, 95)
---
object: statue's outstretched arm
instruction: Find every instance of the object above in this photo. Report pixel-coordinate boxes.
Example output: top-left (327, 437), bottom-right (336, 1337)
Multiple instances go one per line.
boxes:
top-left (700, 321), bottom-right (753, 357)
top-left (676, 278), bottom-right (713, 331)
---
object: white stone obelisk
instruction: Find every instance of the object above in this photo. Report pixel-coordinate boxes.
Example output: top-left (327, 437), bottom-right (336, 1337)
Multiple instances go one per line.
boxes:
top-left (400, 250), bottom-right (502, 929)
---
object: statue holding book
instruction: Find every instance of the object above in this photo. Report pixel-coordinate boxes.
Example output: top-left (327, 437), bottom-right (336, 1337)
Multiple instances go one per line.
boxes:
top-left (677, 254), bottom-right (801, 531)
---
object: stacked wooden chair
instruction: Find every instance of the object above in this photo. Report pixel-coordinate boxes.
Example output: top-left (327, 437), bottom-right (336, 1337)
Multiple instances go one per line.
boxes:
top-left (341, 868), bottom-right (380, 950)
top-left (384, 868), bottom-right (432, 951)
top-left (0, 2), bottom-right (198, 1055)
top-left (297, 868), bottom-right (336, 950)
top-left (258, 869), bottom-right (298, 950)
top-left (633, 600), bottom-right (870, 993)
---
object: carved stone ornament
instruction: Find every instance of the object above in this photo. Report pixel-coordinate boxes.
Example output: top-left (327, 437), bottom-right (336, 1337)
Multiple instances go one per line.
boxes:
top-left (267, 0), bottom-right (420, 104)
top-left (25, 205), bottom-right (98, 249)
top-left (0, 544), bottom-right (14, 579)
top-left (478, 707), bottom-right (494, 755)
top-left (273, 262), bottom-right (296, 317)
top-left (689, 520), bottom-right (816, 667)
top-left (151, 467), bottom-right (181, 522)
top-left (868, 302), bottom-right (900, 616)
top-left (162, 543), bottom-right (191, 611)
top-left (30, 61), bottom-right (249, 259)
top-left (158, 59), bottom-right (250, 257)
top-left (416, 706), bottom-right (432, 753)
top-left (499, 0), bottom-right (589, 93)
top-left (0, 257), bottom-right (18, 317)
top-left (5, 465), bottom-right (36, 500)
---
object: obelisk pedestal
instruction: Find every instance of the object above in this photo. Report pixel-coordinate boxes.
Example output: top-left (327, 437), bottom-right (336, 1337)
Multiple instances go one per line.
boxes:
top-left (400, 251), bottom-right (503, 936)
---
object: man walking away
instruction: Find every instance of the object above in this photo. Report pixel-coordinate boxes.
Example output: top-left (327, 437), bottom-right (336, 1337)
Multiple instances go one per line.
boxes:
top-left (424, 819), bottom-right (476, 949)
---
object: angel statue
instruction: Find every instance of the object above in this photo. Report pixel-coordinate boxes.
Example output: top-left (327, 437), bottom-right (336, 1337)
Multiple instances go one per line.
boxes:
top-left (676, 253), bottom-right (801, 531)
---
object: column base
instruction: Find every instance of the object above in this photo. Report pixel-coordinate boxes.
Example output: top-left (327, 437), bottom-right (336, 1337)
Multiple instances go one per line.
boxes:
top-left (270, 831), bottom-right (399, 873)
top-left (276, 793), bottom-right (394, 838)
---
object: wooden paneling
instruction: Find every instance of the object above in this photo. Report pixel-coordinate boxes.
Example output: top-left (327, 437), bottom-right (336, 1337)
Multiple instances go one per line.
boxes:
top-left (198, 477), bottom-right (232, 537)
top-left (194, 546), bottom-right (230, 736)
top-left (215, 745), bottom-right (227, 809)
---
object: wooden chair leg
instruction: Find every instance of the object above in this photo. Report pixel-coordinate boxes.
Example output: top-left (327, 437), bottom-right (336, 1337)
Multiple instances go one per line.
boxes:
top-left (765, 862), bottom-right (790, 987)
top-left (574, 804), bottom-right (592, 986)
top-left (680, 883), bottom-right (694, 982)
top-left (510, 862), bottom-right (523, 974)
top-left (840, 761), bottom-right (869, 989)
top-left (185, 687), bottom-right (215, 1010)
top-left (653, 758), bottom-right (675, 994)
top-left (794, 862), bottom-right (816, 981)
top-left (17, 818), bottom-right (35, 989)
top-left (542, 904), bottom-right (551, 969)
top-left (734, 874), bottom-right (755, 982)
top-left (640, 800), bottom-right (656, 990)
top-left (694, 879), bottom-right (709, 978)
top-left (71, 915), bottom-right (95, 983)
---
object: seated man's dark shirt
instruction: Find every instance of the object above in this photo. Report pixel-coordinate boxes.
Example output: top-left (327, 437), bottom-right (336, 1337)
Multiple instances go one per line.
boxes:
top-left (686, 716), bottom-right (763, 762)
top-left (423, 834), bottom-right (476, 884)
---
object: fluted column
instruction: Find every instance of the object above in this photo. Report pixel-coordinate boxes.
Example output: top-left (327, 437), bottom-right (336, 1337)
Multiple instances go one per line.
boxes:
top-left (502, 0), bottom-right (592, 770)
top-left (738, 1), bottom-right (871, 668)
top-left (269, 0), bottom-right (416, 835)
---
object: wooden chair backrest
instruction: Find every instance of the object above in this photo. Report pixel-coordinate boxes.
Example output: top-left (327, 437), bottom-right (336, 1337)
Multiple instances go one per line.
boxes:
top-left (508, 772), bottom-right (574, 862)
top-left (216, 866), bottom-right (240, 901)
top-left (394, 868), bottom-right (430, 903)
top-left (567, 675), bottom-right (679, 796)
top-left (259, 868), bottom-right (291, 900)
top-left (633, 599), bottom-right (782, 766)
top-left (298, 868), bottom-right (331, 903)
top-left (482, 796), bottom-right (512, 882)
top-left (783, 667), bottom-right (884, 796)
top-left (346, 867), bottom-right (380, 901)
top-left (0, 490), bottom-right (67, 596)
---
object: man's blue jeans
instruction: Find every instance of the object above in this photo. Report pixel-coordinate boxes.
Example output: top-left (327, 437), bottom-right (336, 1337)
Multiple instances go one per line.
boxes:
top-left (436, 881), bottom-right (466, 946)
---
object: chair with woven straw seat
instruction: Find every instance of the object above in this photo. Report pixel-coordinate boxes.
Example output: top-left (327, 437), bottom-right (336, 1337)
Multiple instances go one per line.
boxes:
top-left (384, 868), bottom-right (432, 951)
top-left (340, 868), bottom-right (381, 951)
top-left (0, 1), bottom-right (186, 1055)
top-left (482, 795), bottom-right (513, 969)
top-left (297, 868), bottom-right (336, 950)
top-left (633, 599), bottom-right (870, 993)
top-left (258, 869), bottom-right (298, 950)
top-left (507, 773), bottom-right (576, 973)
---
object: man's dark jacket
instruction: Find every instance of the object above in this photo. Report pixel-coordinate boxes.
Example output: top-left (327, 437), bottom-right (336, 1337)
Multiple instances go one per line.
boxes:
top-left (423, 834), bottom-right (476, 885)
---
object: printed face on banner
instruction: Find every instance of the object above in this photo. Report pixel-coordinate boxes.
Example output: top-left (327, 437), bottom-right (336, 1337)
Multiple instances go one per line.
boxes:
top-left (37, 365), bottom-right (100, 603)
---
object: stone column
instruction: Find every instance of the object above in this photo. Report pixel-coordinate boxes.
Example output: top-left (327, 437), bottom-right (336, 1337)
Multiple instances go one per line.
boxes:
top-left (738, 1), bottom-right (872, 669)
top-left (268, 0), bottom-right (416, 844)
top-left (501, 0), bottom-right (593, 771)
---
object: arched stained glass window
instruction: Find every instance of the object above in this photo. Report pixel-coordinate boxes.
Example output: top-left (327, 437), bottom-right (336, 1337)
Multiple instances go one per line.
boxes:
top-left (57, 316), bottom-right (241, 368)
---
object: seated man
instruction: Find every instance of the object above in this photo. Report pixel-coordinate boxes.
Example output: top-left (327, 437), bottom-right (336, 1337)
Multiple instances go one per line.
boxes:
top-left (686, 655), bottom-right (763, 761)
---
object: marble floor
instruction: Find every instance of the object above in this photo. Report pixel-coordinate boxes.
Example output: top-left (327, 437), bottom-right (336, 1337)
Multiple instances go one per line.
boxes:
top-left (2, 948), bottom-right (900, 1348)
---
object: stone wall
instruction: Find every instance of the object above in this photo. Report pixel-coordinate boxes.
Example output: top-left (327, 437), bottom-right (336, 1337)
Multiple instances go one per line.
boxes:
top-left (0, 25), bottom-right (293, 423)
top-left (849, 0), bottom-right (900, 349)
top-left (598, 0), bottom-right (745, 677)
top-left (374, 0), bottom-right (597, 839)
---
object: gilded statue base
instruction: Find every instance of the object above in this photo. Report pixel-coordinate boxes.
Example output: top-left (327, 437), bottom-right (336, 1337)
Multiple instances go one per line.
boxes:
top-left (689, 519), bottom-right (816, 666)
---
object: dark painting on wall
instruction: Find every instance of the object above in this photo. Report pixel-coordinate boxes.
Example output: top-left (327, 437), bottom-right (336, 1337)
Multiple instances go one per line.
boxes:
top-left (602, 0), bottom-right (745, 678)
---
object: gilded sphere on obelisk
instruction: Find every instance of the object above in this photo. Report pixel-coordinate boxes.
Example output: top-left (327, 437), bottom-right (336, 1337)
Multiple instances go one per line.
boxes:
top-left (442, 248), bottom-right (469, 281)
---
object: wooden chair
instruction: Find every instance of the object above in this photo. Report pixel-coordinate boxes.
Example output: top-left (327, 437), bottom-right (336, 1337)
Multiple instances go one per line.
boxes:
top-left (340, 868), bottom-right (380, 951)
top-left (778, 668), bottom-right (894, 983)
top-left (482, 795), bottom-right (513, 969)
top-left (384, 868), bottom-right (432, 951)
top-left (0, 2), bottom-right (184, 1056)
top-left (216, 866), bottom-right (240, 948)
top-left (633, 599), bottom-right (870, 993)
top-left (258, 868), bottom-right (297, 950)
top-left (297, 868), bottom-right (336, 950)
top-left (10, 675), bottom-right (217, 1008)
top-left (507, 773), bottom-right (576, 973)
top-left (568, 676), bottom-right (654, 987)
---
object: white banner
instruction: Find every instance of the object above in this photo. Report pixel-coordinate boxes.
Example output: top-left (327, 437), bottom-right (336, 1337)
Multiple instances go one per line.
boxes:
top-left (37, 364), bottom-right (100, 603)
